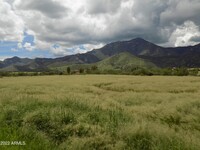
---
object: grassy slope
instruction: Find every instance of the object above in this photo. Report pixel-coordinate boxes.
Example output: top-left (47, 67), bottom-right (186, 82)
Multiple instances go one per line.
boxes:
top-left (96, 52), bottom-right (157, 71)
top-left (0, 65), bottom-right (18, 72)
top-left (50, 52), bottom-right (158, 71)
top-left (0, 75), bottom-right (200, 150)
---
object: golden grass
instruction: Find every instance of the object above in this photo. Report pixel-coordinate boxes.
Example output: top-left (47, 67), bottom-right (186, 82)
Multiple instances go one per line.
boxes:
top-left (0, 75), bottom-right (200, 149)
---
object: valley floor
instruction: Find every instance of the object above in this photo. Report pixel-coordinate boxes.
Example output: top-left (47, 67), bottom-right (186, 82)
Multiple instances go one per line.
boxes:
top-left (0, 75), bottom-right (200, 150)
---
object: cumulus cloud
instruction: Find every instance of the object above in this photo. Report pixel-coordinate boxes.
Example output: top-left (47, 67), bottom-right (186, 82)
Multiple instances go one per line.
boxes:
top-left (50, 43), bottom-right (104, 57)
top-left (168, 21), bottom-right (200, 47)
top-left (17, 42), bottom-right (22, 49)
top-left (14, 0), bottom-right (68, 18)
top-left (0, 0), bottom-right (200, 57)
top-left (0, 55), bottom-right (11, 61)
top-left (190, 35), bottom-right (200, 43)
top-left (0, 0), bottom-right (24, 42)
top-left (70, 43), bottom-right (104, 54)
top-left (86, 0), bottom-right (122, 14)
top-left (11, 48), bottom-right (18, 52)
top-left (23, 42), bottom-right (35, 51)
top-left (50, 45), bottom-right (68, 57)
top-left (160, 0), bottom-right (200, 26)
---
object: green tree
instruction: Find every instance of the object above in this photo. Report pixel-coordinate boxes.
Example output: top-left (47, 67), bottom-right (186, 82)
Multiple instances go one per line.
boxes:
top-left (67, 67), bottom-right (71, 74)
top-left (91, 65), bottom-right (98, 71)
top-left (174, 68), bottom-right (189, 76)
top-left (79, 68), bottom-right (84, 74)
top-left (189, 68), bottom-right (199, 76)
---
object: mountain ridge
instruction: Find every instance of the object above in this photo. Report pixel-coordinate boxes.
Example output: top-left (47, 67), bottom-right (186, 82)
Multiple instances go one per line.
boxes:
top-left (1, 38), bottom-right (200, 71)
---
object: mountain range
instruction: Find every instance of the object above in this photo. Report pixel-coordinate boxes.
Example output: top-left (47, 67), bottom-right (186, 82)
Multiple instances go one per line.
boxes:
top-left (0, 38), bottom-right (200, 72)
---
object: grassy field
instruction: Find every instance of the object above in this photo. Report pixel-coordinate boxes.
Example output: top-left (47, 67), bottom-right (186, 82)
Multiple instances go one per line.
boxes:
top-left (0, 75), bottom-right (200, 150)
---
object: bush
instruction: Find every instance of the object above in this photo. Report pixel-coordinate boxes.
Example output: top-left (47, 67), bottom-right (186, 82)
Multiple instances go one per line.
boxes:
top-left (67, 67), bottom-right (71, 74)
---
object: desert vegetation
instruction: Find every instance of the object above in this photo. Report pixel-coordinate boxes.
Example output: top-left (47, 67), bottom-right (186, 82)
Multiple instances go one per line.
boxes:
top-left (0, 75), bottom-right (200, 149)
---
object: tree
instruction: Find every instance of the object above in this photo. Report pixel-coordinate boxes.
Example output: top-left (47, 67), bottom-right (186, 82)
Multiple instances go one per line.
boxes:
top-left (91, 65), bottom-right (98, 71)
top-left (189, 68), bottom-right (199, 76)
top-left (174, 68), bottom-right (189, 76)
top-left (67, 67), bottom-right (71, 74)
top-left (79, 68), bottom-right (84, 74)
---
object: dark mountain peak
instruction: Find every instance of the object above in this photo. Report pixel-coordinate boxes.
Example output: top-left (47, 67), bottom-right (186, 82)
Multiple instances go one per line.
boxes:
top-left (130, 38), bottom-right (147, 42)
top-left (194, 43), bottom-right (200, 47)
top-left (7, 56), bottom-right (20, 59)
top-left (2, 56), bottom-right (21, 67)
top-left (103, 38), bottom-right (150, 49)
top-left (128, 38), bottom-right (156, 46)
top-left (4, 56), bottom-right (33, 63)
top-left (4, 56), bottom-right (20, 62)
top-left (107, 38), bottom-right (149, 46)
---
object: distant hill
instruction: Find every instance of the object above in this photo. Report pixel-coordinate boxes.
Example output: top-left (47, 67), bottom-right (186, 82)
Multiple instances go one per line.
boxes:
top-left (0, 38), bottom-right (200, 72)
top-left (89, 38), bottom-right (166, 58)
top-left (0, 56), bottom-right (49, 72)
top-left (96, 52), bottom-right (157, 71)
top-left (89, 38), bottom-right (200, 67)
top-left (53, 52), bottom-right (157, 72)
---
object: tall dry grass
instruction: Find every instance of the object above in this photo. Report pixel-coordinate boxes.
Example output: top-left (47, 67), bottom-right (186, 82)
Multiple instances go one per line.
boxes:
top-left (0, 75), bottom-right (200, 149)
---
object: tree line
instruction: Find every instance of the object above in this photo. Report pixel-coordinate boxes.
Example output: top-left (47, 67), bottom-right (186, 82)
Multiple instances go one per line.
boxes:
top-left (0, 66), bottom-right (199, 77)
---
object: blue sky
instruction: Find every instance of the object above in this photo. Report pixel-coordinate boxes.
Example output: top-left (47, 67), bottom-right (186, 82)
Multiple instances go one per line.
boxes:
top-left (0, 31), bottom-right (95, 60)
top-left (0, 32), bottom-right (88, 60)
top-left (0, 32), bottom-right (52, 60)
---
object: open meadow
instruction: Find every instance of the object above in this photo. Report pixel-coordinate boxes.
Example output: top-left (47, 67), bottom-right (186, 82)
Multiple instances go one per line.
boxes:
top-left (0, 75), bottom-right (200, 150)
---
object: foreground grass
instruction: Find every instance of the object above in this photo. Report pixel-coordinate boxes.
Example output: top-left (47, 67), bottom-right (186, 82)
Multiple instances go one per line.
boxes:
top-left (0, 75), bottom-right (200, 150)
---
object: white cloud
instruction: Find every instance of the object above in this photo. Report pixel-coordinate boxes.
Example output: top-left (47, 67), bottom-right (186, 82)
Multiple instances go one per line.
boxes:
top-left (23, 42), bottom-right (35, 51)
top-left (14, 0), bottom-right (68, 18)
top-left (50, 45), bottom-right (68, 57)
top-left (11, 48), bottom-right (18, 52)
top-left (17, 42), bottom-right (22, 49)
top-left (0, 56), bottom-right (10, 61)
top-left (1, 0), bottom-right (200, 57)
top-left (49, 43), bottom-right (104, 57)
top-left (86, 0), bottom-right (122, 14)
top-left (84, 43), bottom-right (104, 51)
top-left (71, 43), bottom-right (105, 54)
top-left (160, 0), bottom-right (200, 26)
top-left (169, 21), bottom-right (200, 47)
top-left (0, 0), bottom-right (24, 42)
